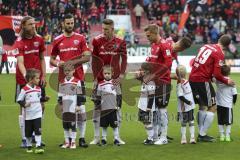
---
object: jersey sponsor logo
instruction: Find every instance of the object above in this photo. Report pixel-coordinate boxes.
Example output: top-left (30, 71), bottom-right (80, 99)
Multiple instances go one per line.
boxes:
top-left (34, 42), bottom-right (39, 47)
top-left (74, 40), bottom-right (79, 45)
top-left (60, 47), bottom-right (78, 52)
top-left (99, 51), bottom-right (117, 55)
top-left (24, 49), bottom-right (39, 54)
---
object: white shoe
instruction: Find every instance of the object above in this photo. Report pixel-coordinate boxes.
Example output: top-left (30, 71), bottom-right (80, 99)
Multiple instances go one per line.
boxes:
top-left (181, 137), bottom-right (187, 144)
top-left (190, 137), bottom-right (196, 144)
top-left (70, 142), bottom-right (76, 149)
top-left (154, 137), bottom-right (168, 145)
top-left (61, 142), bottom-right (70, 149)
top-left (118, 138), bottom-right (125, 145)
top-left (89, 138), bottom-right (100, 145)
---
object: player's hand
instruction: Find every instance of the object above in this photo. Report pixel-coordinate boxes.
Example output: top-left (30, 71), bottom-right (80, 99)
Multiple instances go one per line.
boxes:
top-left (40, 75), bottom-right (47, 87)
top-left (227, 79), bottom-right (235, 86)
top-left (58, 61), bottom-right (65, 67)
top-left (146, 108), bottom-right (151, 112)
top-left (25, 102), bottom-right (31, 107)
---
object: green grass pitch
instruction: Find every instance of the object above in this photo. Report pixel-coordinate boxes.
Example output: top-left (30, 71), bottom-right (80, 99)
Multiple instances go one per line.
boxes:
top-left (0, 73), bottom-right (240, 160)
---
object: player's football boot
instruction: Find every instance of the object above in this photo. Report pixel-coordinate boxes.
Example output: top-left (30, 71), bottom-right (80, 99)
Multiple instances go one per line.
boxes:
top-left (101, 139), bottom-right (107, 146)
top-left (197, 135), bottom-right (216, 142)
top-left (20, 139), bottom-right (27, 148)
top-left (118, 138), bottom-right (125, 145)
top-left (114, 139), bottom-right (121, 146)
top-left (190, 137), bottom-right (196, 144)
top-left (26, 146), bottom-right (33, 153)
top-left (181, 137), bottom-right (187, 144)
top-left (225, 136), bottom-right (231, 142)
top-left (90, 138), bottom-right (100, 145)
top-left (79, 138), bottom-right (88, 148)
top-left (220, 135), bottom-right (225, 142)
top-left (61, 142), bottom-right (70, 149)
top-left (35, 146), bottom-right (44, 154)
top-left (154, 137), bottom-right (168, 145)
top-left (144, 139), bottom-right (154, 145)
top-left (70, 142), bottom-right (76, 149)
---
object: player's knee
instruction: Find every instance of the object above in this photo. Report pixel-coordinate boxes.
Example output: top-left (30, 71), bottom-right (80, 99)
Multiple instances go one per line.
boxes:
top-left (189, 121), bottom-right (194, 127)
top-left (181, 122), bottom-right (187, 127)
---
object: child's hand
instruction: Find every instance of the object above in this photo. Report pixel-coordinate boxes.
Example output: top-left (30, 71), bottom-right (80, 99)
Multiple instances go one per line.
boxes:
top-left (58, 104), bottom-right (63, 112)
top-left (76, 106), bottom-right (81, 112)
top-left (25, 102), bottom-right (31, 107)
top-left (146, 108), bottom-right (151, 112)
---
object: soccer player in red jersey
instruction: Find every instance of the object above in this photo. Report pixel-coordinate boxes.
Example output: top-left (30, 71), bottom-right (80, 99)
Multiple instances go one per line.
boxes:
top-left (90, 19), bottom-right (127, 145)
top-left (50, 13), bottom-right (91, 148)
top-left (12, 16), bottom-right (48, 148)
top-left (189, 35), bottom-right (235, 142)
top-left (143, 24), bottom-right (191, 145)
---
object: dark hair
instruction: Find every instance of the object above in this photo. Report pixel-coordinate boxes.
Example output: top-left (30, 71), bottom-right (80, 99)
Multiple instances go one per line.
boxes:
top-left (141, 63), bottom-right (152, 72)
top-left (103, 19), bottom-right (114, 26)
top-left (179, 37), bottom-right (192, 49)
top-left (218, 35), bottom-right (231, 49)
top-left (221, 64), bottom-right (231, 76)
top-left (25, 68), bottom-right (40, 82)
top-left (63, 13), bottom-right (74, 21)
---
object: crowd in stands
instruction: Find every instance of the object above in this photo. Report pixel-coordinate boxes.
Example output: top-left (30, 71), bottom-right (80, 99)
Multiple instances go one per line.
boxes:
top-left (0, 0), bottom-right (129, 43)
top-left (140, 0), bottom-right (240, 45)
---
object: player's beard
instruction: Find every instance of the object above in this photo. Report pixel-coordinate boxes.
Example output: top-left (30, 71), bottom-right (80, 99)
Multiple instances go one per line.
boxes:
top-left (64, 27), bottom-right (74, 34)
top-left (21, 28), bottom-right (36, 38)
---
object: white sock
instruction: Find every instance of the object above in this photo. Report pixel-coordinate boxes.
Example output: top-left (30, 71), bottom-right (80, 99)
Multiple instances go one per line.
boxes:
top-left (200, 111), bottom-right (214, 136)
top-left (218, 125), bottom-right (224, 136)
top-left (64, 130), bottom-right (70, 143)
top-left (35, 135), bottom-right (41, 147)
top-left (102, 127), bottom-right (107, 140)
top-left (145, 124), bottom-right (154, 140)
top-left (189, 125), bottom-right (195, 138)
top-left (226, 125), bottom-right (231, 137)
top-left (198, 110), bottom-right (206, 132)
top-left (113, 127), bottom-right (120, 140)
top-left (181, 126), bottom-right (186, 139)
top-left (93, 110), bottom-right (100, 138)
top-left (26, 137), bottom-right (32, 147)
top-left (78, 121), bottom-right (86, 138)
top-left (19, 115), bottom-right (26, 140)
top-left (153, 124), bottom-right (159, 140)
top-left (159, 108), bottom-right (168, 138)
top-left (71, 131), bottom-right (77, 143)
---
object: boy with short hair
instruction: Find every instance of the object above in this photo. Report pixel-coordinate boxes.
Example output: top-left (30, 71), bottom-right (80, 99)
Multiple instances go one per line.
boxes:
top-left (137, 63), bottom-right (156, 145)
top-left (176, 65), bottom-right (196, 144)
top-left (96, 65), bottom-right (122, 146)
top-left (17, 68), bottom-right (44, 153)
top-left (216, 65), bottom-right (237, 142)
top-left (58, 63), bottom-right (86, 149)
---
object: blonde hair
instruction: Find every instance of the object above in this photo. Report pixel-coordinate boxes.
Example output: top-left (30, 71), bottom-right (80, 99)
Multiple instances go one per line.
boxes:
top-left (144, 24), bottom-right (159, 34)
top-left (19, 16), bottom-right (36, 38)
top-left (176, 65), bottom-right (187, 78)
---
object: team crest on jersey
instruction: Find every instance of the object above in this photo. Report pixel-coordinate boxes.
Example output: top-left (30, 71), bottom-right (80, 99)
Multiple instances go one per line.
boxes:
top-left (12, 48), bottom-right (19, 55)
top-left (34, 42), bottom-right (39, 47)
top-left (166, 49), bottom-right (171, 56)
top-left (74, 40), bottom-right (79, 45)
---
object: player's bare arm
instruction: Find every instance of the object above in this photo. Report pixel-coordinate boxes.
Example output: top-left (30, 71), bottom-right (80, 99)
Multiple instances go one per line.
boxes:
top-left (17, 56), bottom-right (26, 77)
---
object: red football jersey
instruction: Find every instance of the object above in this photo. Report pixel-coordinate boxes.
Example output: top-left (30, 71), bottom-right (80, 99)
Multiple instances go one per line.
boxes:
top-left (146, 39), bottom-right (173, 84)
top-left (166, 37), bottom-right (178, 62)
top-left (91, 34), bottom-right (127, 82)
top-left (51, 32), bottom-right (90, 81)
top-left (189, 44), bottom-right (228, 84)
top-left (13, 35), bottom-right (45, 85)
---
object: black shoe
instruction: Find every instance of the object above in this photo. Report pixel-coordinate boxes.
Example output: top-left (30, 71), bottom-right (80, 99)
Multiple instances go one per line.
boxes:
top-left (41, 142), bottom-right (46, 147)
top-left (167, 136), bottom-right (174, 141)
top-left (197, 135), bottom-right (216, 142)
top-left (144, 139), bottom-right (154, 145)
top-left (101, 139), bottom-right (107, 146)
top-left (79, 138), bottom-right (88, 148)
top-left (114, 139), bottom-right (120, 146)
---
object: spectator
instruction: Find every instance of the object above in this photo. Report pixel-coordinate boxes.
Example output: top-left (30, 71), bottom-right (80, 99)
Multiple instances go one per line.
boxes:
top-left (133, 3), bottom-right (144, 29)
top-left (214, 16), bottom-right (227, 34)
top-left (90, 2), bottom-right (98, 25)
